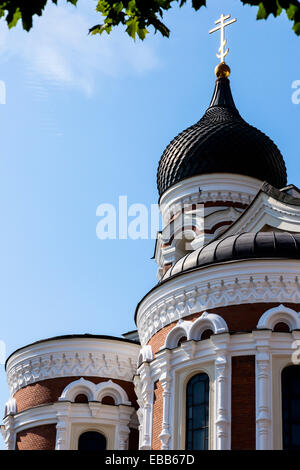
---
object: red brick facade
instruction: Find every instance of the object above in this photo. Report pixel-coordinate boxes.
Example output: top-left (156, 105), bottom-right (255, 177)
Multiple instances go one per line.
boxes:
top-left (152, 381), bottom-right (163, 450)
top-left (231, 356), bottom-right (256, 450)
top-left (15, 424), bottom-right (56, 450)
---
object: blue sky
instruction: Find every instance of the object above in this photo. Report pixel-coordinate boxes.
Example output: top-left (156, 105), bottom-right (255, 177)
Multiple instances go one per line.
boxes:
top-left (0, 0), bottom-right (299, 448)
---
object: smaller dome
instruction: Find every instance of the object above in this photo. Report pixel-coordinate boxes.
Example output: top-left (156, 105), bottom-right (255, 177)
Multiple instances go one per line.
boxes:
top-left (157, 77), bottom-right (287, 196)
top-left (163, 232), bottom-right (300, 281)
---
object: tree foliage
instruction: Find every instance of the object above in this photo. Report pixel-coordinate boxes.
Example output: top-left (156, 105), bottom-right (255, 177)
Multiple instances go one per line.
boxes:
top-left (0, 0), bottom-right (299, 39)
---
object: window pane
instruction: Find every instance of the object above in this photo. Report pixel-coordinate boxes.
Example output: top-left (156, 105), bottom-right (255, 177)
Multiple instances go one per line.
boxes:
top-left (282, 365), bottom-right (300, 450)
top-left (186, 373), bottom-right (209, 450)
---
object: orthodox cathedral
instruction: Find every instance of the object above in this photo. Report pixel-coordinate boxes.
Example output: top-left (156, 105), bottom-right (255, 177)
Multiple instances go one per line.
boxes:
top-left (2, 15), bottom-right (300, 451)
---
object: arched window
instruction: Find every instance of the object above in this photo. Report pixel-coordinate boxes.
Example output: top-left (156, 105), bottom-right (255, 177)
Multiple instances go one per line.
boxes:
top-left (74, 394), bottom-right (89, 403)
top-left (200, 329), bottom-right (213, 340)
top-left (282, 365), bottom-right (300, 449)
top-left (101, 396), bottom-right (115, 405)
top-left (186, 373), bottom-right (209, 450)
top-left (177, 336), bottom-right (187, 347)
top-left (78, 431), bottom-right (107, 450)
top-left (274, 322), bottom-right (290, 332)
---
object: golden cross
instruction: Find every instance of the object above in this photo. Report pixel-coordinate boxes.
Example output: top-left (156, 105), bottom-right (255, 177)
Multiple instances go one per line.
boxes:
top-left (209, 14), bottom-right (237, 63)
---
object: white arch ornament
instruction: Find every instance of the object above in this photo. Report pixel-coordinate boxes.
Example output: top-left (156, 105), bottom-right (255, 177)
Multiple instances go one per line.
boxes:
top-left (189, 312), bottom-right (228, 341)
top-left (164, 320), bottom-right (193, 349)
top-left (257, 304), bottom-right (300, 331)
top-left (59, 377), bottom-right (131, 405)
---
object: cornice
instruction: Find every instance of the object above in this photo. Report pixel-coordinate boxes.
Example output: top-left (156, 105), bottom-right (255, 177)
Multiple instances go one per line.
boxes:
top-left (6, 337), bottom-right (140, 396)
top-left (136, 259), bottom-right (300, 345)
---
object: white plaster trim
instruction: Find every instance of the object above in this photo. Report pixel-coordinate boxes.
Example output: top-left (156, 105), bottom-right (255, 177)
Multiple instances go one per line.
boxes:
top-left (137, 345), bottom-right (153, 367)
top-left (164, 321), bottom-right (193, 349)
top-left (4, 397), bottom-right (17, 417)
top-left (59, 378), bottom-right (131, 406)
top-left (219, 190), bottom-right (300, 238)
top-left (3, 400), bottom-right (136, 450)
top-left (189, 312), bottom-right (228, 340)
top-left (163, 313), bottom-right (228, 349)
top-left (159, 173), bottom-right (261, 225)
top-left (136, 259), bottom-right (300, 345)
top-left (6, 338), bottom-right (140, 395)
top-left (134, 363), bottom-right (153, 450)
top-left (257, 304), bottom-right (300, 331)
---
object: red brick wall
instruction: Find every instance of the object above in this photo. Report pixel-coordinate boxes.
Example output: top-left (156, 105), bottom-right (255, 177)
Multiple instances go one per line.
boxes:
top-left (152, 381), bottom-right (163, 450)
top-left (15, 424), bottom-right (56, 450)
top-left (231, 356), bottom-right (256, 450)
top-left (148, 302), bottom-right (300, 355)
top-left (14, 376), bottom-right (137, 412)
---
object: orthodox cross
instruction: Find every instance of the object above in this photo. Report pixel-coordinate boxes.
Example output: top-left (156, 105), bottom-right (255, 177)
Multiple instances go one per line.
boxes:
top-left (209, 14), bottom-right (237, 63)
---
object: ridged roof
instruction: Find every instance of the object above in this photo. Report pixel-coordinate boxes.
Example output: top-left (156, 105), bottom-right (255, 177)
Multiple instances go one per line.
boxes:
top-left (157, 77), bottom-right (287, 196)
top-left (162, 231), bottom-right (300, 281)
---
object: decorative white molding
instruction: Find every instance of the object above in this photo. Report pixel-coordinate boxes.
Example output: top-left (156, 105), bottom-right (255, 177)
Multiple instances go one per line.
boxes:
top-left (257, 304), bottom-right (300, 331)
top-left (253, 330), bottom-right (272, 450)
top-left (213, 335), bottom-right (230, 450)
top-left (159, 173), bottom-right (261, 226)
top-left (6, 338), bottom-right (140, 395)
top-left (164, 320), bottom-right (193, 349)
top-left (219, 190), bottom-right (300, 239)
top-left (189, 312), bottom-right (228, 340)
top-left (4, 397), bottom-right (17, 417)
top-left (2, 416), bottom-right (16, 450)
top-left (134, 363), bottom-right (154, 450)
top-left (137, 260), bottom-right (300, 345)
top-left (159, 350), bottom-right (172, 450)
top-left (137, 345), bottom-right (153, 367)
top-left (2, 399), bottom-right (136, 450)
top-left (59, 378), bottom-right (131, 406)
top-left (163, 314), bottom-right (228, 349)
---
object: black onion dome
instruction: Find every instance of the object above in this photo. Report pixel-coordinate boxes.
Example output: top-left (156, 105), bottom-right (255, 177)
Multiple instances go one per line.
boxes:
top-left (157, 77), bottom-right (287, 196)
top-left (162, 232), bottom-right (300, 281)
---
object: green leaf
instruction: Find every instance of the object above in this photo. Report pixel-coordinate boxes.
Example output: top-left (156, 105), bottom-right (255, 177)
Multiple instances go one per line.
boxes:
top-left (126, 17), bottom-right (139, 39)
top-left (257, 2), bottom-right (268, 19)
top-left (8, 8), bottom-right (21, 29)
top-left (137, 27), bottom-right (148, 40)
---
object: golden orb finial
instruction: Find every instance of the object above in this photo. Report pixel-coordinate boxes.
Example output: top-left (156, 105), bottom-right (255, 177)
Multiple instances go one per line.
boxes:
top-left (215, 62), bottom-right (231, 78)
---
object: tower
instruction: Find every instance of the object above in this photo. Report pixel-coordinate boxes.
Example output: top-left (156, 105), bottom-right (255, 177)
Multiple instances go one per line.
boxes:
top-left (134, 16), bottom-right (300, 451)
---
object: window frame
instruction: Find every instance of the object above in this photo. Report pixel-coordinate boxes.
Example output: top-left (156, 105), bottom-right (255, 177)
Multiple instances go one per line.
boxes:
top-left (185, 372), bottom-right (210, 450)
top-left (172, 362), bottom-right (215, 450)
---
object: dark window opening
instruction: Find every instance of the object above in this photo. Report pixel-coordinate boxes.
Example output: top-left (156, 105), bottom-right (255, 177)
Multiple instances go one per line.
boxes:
top-left (186, 373), bottom-right (209, 450)
top-left (274, 322), bottom-right (290, 333)
top-left (177, 336), bottom-right (187, 347)
top-left (282, 365), bottom-right (300, 449)
top-left (74, 394), bottom-right (89, 404)
top-left (101, 396), bottom-right (115, 405)
top-left (200, 329), bottom-right (214, 340)
top-left (78, 431), bottom-right (106, 450)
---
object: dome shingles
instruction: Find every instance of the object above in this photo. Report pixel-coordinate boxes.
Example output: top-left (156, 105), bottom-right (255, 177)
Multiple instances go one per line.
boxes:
top-left (162, 232), bottom-right (300, 281)
top-left (157, 78), bottom-right (287, 196)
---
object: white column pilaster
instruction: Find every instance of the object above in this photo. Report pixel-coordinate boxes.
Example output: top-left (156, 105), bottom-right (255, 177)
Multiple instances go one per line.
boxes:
top-left (213, 334), bottom-right (230, 450)
top-left (254, 330), bottom-right (272, 450)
